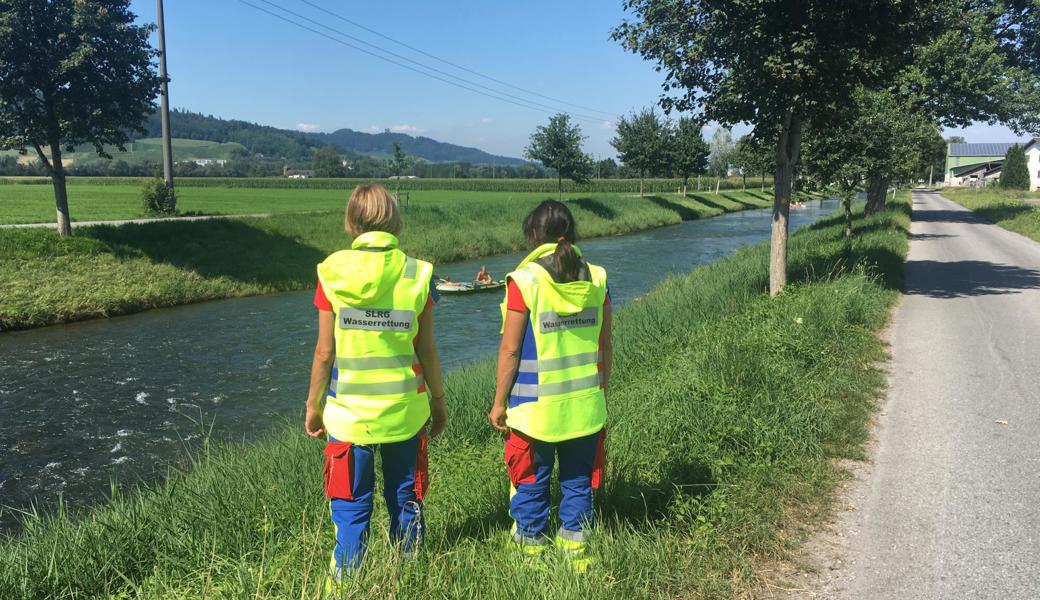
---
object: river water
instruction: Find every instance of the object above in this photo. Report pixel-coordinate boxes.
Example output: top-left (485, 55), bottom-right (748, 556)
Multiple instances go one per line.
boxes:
top-left (0, 199), bottom-right (836, 530)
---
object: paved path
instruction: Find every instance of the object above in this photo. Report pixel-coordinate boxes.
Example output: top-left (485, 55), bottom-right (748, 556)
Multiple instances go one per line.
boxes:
top-left (0, 213), bottom-right (270, 228)
top-left (814, 191), bottom-right (1040, 598)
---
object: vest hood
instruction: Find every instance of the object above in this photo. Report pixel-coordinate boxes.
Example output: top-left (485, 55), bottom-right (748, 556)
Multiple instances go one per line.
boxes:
top-left (317, 232), bottom-right (406, 307)
top-left (502, 243), bottom-right (606, 329)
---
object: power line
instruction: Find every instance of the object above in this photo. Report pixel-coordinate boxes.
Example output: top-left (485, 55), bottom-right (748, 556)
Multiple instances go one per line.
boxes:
top-left (239, 0), bottom-right (606, 124)
top-left (253, 0), bottom-right (607, 122)
top-left (295, 0), bottom-right (617, 119)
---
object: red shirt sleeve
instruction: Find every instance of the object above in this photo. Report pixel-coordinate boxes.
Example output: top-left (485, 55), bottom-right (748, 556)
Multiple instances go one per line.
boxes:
top-left (506, 280), bottom-right (528, 312)
top-left (314, 280), bottom-right (333, 311)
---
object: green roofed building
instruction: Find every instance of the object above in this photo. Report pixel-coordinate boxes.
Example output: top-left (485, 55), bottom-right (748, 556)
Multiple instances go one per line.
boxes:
top-left (945, 142), bottom-right (1016, 187)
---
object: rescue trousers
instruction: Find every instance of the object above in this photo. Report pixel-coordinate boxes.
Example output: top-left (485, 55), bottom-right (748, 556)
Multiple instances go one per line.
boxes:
top-left (323, 430), bottom-right (428, 573)
top-left (504, 428), bottom-right (605, 543)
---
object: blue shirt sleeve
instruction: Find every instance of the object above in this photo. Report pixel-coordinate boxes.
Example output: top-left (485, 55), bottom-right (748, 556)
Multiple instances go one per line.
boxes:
top-left (429, 278), bottom-right (440, 303)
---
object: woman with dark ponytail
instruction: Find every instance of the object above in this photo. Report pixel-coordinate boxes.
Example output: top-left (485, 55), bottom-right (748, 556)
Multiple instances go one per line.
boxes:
top-left (489, 199), bottom-right (613, 571)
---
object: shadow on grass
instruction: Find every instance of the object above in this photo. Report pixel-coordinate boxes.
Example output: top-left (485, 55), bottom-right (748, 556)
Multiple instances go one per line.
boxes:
top-left (86, 218), bottom-right (327, 286)
top-left (568, 197), bottom-right (618, 220)
top-left (599, 459), bottom-right (715, 526)
top-left (646, 195), bottom-right (706, 220)
top-left (719, 192), bottom-right (764, 209)
top-left (682, 193), bottom-right (731, 212)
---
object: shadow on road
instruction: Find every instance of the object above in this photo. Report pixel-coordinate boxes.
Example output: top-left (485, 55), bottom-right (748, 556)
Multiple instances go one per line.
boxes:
top-left (904, 260), bottom-right (1040, 298)
top-left (912, 209), bottom-right (991, 224)
top-left (908, 232), bottom-right (956, 241)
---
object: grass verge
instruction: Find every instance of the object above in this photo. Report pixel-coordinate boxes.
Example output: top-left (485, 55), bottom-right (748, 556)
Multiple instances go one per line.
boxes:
top-left (0, 195), bottom-right (910, 599)
top-left (0, 190), bottom-right (776, 330)
top-left (941, 187), bottom-right (1040, 242)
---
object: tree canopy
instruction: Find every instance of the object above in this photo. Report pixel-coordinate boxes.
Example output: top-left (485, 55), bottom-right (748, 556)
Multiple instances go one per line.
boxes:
top-left (0, 0), bottom-right (160, 235)
top-left (525, 114), bottom-right (592, 198)
top-left (611, 108), bottom-right (671, 196)
top-left (670, 117), bottom-right (709, 193)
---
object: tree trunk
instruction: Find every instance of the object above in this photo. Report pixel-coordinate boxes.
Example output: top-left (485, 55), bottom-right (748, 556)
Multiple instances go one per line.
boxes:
top-left (770, 112), bottom-right (802, 296)
top-left (761, 171), bottom-right (766, 192)
top-left (865, 175), bottom-right (888, 214)
top-left (843, 193), bottom-right (854, 238)
top-left (682, 175), bottom-right (689, 196)
top-left (697, 174), bottom-right (701, 191)
top-left (742, 171), bottom-right (746, 191)
top-left (40, 141), bottom-right (72, 236)
top-left (715, 177), bottom-right (721, 194)
top-left (640, 171), bottom-right (645, 197)
top-left (558, 172), bottom-right (562, 201)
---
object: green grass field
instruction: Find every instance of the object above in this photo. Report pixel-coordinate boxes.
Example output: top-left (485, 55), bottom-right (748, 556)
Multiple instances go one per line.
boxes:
top-left (0, 195), bottom-right (910, 599)
top-left (0, 187), bottom-right (778, 329)
top-left (942, 187), bottom-right (1040, 242)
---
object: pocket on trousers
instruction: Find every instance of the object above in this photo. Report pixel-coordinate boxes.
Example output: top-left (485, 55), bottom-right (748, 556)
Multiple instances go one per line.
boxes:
top-left (323, 441), bottom-right (354, 500)
top-left (414, 430), bottom-right (429, 501)
top-left (504, 431), bottom-right (537, 486)
top-left (591, 428), bottom-right (606, 490)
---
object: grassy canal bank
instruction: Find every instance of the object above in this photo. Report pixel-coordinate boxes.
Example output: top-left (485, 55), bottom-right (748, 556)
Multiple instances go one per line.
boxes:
top-left (0, 196), bottom-right (910, 599)
top-left (0, 188), bottom-right (776, 330)
top-left (942, 187), bottom-right (1040, 242)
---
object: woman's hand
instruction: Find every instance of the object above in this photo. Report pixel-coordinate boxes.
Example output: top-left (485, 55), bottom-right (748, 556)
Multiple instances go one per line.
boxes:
top-left (305, 407), bottom-right (325, 438)
top-left (488, 402), bottom-right (508, 432)
top-left (429, 396), bottom-right (448, 438)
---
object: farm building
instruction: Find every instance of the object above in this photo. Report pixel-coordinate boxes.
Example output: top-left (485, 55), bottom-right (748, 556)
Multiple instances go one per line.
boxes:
top-left (283, 165), bottom-right (315, 179)
top-left (1025, 140), bottom-right (1040, 191)
top-left (945, 142), bottom-right (1015, 187)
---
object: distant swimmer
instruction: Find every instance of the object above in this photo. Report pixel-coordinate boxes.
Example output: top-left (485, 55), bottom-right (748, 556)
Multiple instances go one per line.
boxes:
top-left (476, 265), bottom-right (493, 284)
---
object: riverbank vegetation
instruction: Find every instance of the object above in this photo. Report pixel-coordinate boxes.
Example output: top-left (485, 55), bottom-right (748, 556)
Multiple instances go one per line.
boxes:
top-left (0, 195), bottom-right (910, 599)
top-left (943, 187), bottom-right (1040, 242)
top-left (0, 189), bottom-right (779, 330)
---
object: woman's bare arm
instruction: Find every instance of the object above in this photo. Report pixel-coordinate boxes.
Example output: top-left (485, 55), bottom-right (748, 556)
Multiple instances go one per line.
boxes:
top-left (489, 309), bottom-right (528, 431)
top-left (305, 310), bottom-right (336, 437)
top-left (415, 306), bottom-right (448, 437)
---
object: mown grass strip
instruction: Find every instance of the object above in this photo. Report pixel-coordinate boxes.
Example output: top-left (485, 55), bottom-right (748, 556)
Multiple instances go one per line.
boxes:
top-left (0, 196), bottom-right (910, 599)
top-left (942, 187), bottom-right (1040, 242)
top-left (0, 190), bottom-right (776, 330)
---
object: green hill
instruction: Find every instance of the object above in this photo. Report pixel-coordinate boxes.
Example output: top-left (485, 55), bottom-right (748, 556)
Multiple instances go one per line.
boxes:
top-left (1, 138), bottom-right (247, 167)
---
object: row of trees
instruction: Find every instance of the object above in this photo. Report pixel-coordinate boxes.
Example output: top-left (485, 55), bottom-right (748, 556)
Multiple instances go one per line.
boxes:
top-left (614, 0), bottom-right (1040, 295)
top-left (524, 110), bottom-right (775, 198)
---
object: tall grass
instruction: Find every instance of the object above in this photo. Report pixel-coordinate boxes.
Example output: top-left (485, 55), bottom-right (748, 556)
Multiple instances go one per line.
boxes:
top-left (0, 191), bottom-right (776, 330)
top-left (0, 197), bottom-right (910, 599)
top-left (942, 187), bottom-right (1040, 242)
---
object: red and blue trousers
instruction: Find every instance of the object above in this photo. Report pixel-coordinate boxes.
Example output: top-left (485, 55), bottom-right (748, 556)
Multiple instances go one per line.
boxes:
top-left (323, 430), bottom-right (429, 573)
top-left (504, 428), bottom-right (605, 544)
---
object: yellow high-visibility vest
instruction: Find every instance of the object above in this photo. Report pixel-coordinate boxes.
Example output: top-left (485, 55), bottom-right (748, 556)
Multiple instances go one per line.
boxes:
top-left (500, 243), bottom-right (608, 442)
top-left (317, 231), bottom-right (433, 444)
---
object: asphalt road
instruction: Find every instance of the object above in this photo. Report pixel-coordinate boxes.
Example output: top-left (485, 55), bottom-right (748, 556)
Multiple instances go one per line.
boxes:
top-left (822, 191), bottom-right (1040, 598)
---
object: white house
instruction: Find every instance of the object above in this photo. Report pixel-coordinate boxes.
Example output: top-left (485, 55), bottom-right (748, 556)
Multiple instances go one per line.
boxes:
top-left (1025, 139), bottom-right (1040, 191)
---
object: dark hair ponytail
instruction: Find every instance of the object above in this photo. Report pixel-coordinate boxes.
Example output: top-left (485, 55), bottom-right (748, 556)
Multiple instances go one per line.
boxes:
top-left (522, 200), bottom-right (580, 282)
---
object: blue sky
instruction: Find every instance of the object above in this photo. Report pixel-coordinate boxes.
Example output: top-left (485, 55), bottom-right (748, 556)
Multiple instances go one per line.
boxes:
top-left (132, 0), bottom-right (1027, 160)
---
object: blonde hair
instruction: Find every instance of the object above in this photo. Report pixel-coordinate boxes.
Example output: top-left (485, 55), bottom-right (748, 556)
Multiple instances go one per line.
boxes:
top-left (345, 184), bottom-right (402, 237)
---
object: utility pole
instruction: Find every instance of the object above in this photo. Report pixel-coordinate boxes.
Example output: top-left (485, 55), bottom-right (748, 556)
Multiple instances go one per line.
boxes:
top-left (156, 0), bottom-right (174, 194)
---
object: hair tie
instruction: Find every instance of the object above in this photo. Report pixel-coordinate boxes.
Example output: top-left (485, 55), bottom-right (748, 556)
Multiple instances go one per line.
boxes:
top-left (557, 236), bottom-right (567, 243)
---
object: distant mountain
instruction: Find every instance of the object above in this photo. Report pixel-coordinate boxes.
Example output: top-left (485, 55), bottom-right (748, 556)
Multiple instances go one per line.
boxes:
top-left (137, 110), bottom-right (526, 166)
top-left (304, 129), bottom-right (526, 166)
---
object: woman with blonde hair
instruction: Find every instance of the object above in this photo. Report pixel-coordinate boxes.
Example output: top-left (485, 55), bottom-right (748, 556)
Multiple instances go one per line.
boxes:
top-left (304, 184), bottom-right (447, 580)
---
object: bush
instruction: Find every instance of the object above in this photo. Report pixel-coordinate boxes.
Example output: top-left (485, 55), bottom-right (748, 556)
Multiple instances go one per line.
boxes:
top-left (1000, 144), bottom-right (1030, 190)
top-left (141, 178), bottom-right (177, 214)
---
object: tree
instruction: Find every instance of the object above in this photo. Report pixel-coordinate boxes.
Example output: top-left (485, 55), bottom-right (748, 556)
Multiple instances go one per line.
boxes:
top-left (732, 135), bottom-right (771, 191)
top-left (707, 127), bottom-right (733, 193)
top-left (391, 142), bottom-right (410, 178)
top-left (946, 135), bottom-right (967, 144)
top-left (596, 157), bottom-right (620, 179)
top-left (670, 117), bottom-right (709, 194)
top-left (525, 114), bottom-right (592, 198)
top-left (615, 0), bottom-right (939, 295)
top-left (313, 145), bottom-right (346, 177)
top-left (611, 108), bottom-right (670, 197)
top-left (0, 0), bottom-right (160, 236)
top-left (1001, 145), bottom-right (1030, 190)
